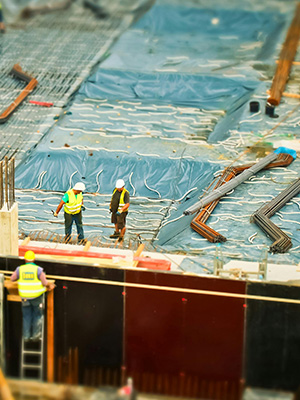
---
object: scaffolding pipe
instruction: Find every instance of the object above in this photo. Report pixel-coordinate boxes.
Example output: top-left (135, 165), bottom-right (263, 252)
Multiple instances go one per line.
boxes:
top-left (183, 152), bottom-right (278, 215)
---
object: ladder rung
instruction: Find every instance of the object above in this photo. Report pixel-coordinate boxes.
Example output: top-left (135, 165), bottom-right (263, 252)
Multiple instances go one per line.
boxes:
top-left (23, 350), bottom-right (42, 355)
top-left (22, 364), bottom-right (42, 369)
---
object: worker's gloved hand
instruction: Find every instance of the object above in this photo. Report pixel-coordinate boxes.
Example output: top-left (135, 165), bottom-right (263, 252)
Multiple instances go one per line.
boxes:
top-left (53, 212), bottom-right (58, 217)
top-left (47, 283), bottom-right (56, 291)
top-left (81, 205), bottom-right (86, 211)
top-left (116, 211), bottom-right (121, 216)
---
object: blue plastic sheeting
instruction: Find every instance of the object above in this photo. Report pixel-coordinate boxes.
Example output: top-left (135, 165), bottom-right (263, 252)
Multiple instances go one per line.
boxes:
top-left (79, 69), bottom-right (257, 112)
top-left (15, 131), bottom-right (220, 200)
top-left (102, 4), bottom-right (285, 74)
top-left (134, 5), bottom-right (282, 40)
top-left (55, 97), bottom-right (223, 141)
top-left (178, 257), bottom-right (213, 275)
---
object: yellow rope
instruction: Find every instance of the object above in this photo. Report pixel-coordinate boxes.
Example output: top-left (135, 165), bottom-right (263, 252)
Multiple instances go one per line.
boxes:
top-left (2, 270), bottom-right (300, 306)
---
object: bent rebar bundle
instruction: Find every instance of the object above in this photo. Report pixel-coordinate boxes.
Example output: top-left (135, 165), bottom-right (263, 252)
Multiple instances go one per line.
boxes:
top-left (184, 152), bottom-right (279, 216)
top-left (190, 153), bottom-right (294, 243)
top-left (251, 178), bottom-right (300, 253)
top-left (184, 148), bottom-right (296, 216)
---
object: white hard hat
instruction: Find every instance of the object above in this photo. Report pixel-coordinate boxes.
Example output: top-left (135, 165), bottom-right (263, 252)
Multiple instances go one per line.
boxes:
top-left (73, 182), bottom-right (86, 191)
top-left (116, 179), bottom-right (125, 189)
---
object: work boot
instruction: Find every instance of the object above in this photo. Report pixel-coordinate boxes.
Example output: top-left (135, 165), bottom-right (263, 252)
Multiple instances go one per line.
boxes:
top-left (110, 231), bottom-right (120, 239)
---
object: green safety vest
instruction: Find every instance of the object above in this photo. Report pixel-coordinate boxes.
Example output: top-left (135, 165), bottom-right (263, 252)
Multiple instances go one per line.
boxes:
top-left (18, 263), bottom-right (46, 299)
top-left (64, 189), bottom-right (83, 214)
top-left (112, 188), bottom-right (128, 213)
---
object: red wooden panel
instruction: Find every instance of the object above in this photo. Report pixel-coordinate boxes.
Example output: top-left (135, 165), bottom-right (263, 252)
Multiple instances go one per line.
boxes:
top-left (19, 245), bottom-right (171, 270)
top-left (124, 271), bottom-right (246, 397)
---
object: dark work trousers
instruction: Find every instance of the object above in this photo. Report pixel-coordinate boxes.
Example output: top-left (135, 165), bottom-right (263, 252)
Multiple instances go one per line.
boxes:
top-left (22, 295), bottom-right (44, 340)
top-left (64, 211), bottom-right (84, 241)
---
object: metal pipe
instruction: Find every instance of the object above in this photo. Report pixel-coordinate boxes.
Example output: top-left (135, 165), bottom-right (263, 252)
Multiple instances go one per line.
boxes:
top-left (184, 152), bottom-right (278, 215)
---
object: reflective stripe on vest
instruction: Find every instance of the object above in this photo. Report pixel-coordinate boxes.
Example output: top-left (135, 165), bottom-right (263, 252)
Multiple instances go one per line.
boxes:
top-left (112, 188), bottom-right (128, 213)
top-left (64, 190), bottom-right (83, 214)
top-left (18, 263), bottom-right (46, 299)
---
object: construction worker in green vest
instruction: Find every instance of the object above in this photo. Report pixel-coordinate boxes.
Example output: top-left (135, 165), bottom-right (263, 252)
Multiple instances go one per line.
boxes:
top-left (53, 182), bottom-right (86, 244)
top-left (0, 3), bottom-right (5, 33)
top-left (109, 179), bottom-right (130, 241)
top-left (11, 250), bottom-right (55, 341)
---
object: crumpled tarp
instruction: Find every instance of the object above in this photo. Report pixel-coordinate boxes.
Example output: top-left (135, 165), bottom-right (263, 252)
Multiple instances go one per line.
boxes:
top-left (79, 69), bottom-right (257, 112)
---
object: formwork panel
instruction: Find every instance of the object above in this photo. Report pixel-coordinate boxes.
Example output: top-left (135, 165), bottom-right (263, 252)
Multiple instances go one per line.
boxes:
top-left (124, 270), bottom-right (246, 398)
top-left (245, 282), bottom-right (300, 392)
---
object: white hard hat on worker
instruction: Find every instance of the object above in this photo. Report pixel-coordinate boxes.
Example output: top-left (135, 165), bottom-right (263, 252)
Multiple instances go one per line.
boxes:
top-left (73, 182), bottom-right (86, 192)
top-left (116, 179), bottom-right (125, 189)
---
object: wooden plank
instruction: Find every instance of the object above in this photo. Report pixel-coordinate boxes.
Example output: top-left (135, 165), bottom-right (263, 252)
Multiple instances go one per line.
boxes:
top-left (132, 244), bottom-right (145, 268)
top-left (268, 2), bottom-right (300, 105)
top-left (0, 368), bottom-right (15, 400)
top-left (83, 241), bottom-right (91, 252)
top-left (6, 295), bottom-right (21, 302)
top-left (47, 287), bottom-right (55, 383)
top-left (21, 237), bottom-right (31, 246)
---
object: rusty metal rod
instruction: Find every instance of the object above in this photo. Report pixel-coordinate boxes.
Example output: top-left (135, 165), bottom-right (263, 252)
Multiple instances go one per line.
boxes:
top-left (4, 157), bottom-right (8, 206)
top-left (268, 2), bottom-right (300, 106)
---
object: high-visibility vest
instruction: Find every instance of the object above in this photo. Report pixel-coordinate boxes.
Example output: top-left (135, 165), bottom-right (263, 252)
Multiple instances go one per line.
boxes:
top-left (18, 263), bottom-right (46, 299)
top-left (64, 190), bottom-right (83, 214)
top-left (112, 188), bottom-right (129, 213)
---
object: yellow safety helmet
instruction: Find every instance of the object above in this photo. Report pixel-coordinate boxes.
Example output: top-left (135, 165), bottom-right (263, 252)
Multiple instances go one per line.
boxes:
top-left (24, 250), bottom-right (35, 262)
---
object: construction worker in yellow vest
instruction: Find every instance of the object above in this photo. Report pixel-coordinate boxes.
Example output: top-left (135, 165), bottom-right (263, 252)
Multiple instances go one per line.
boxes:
top-left (109, 179), bottom-right (130, 241)
top-left (0, 3), bottom-right (5, 33)
top-left (53, 182), bottom-right (86, 244)
top-left (11, 251), bottom-right (55, 341)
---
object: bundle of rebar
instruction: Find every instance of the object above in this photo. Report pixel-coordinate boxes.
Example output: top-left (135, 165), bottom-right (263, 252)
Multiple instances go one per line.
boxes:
top-left (190, 153), bottom-right (294, 242)
top-left (0, 156), bottom-right (15, 210)
top-left (184, 152), bottom-right (279, 216)
top-left (251, 178), bottom-right (300, 253)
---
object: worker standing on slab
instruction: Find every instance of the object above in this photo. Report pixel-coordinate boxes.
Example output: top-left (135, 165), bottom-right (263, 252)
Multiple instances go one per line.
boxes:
top-left (53, 182), bottom-right (86, 244)
top-left (110, 179), bottom-right (130, 241)
top-left (10, 251), bottom-right (55, 341)
top-left (0, 3), bottom-right (5, 33)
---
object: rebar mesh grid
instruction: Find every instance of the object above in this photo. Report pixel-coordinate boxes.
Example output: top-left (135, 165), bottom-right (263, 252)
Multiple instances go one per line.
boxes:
top-left (0, 1), bottom-right (135, 162)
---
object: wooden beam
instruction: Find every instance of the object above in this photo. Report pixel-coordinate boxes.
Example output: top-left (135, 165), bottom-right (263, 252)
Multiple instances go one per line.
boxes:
top-left (47, 287), bottom-right (55, 383)
top-left (21, 237), bottom-right (31, 246)
top-left (134, 244), bottom-right (145, 258)
top-left (268, 2), bottom-right (300, 105)
top-left (132, 244), bottom-right (145, 267)
top-left (0, 368), bottom-right (15, 400)
top-left (83, 241), bottom-right (91, 252)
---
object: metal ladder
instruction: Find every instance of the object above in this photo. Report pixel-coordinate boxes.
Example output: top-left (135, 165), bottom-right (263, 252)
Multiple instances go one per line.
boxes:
top-left (20, 294), bottom-right (45, 380)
